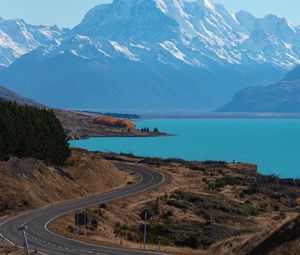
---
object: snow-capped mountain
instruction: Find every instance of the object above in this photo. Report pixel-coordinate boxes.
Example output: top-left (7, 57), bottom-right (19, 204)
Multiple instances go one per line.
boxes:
top-left (0, 0), bottom-right (299, 110)
top-left (0, 18), bottom-right (67, 66)
top-left (66, 0), bottom-right (300, 68)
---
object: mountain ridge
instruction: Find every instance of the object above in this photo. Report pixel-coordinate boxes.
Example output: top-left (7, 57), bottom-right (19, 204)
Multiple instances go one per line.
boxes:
top-left (0, 17), bottom-right (67, 66)
top-left (0, 85), bottom-right (38, 105)
top-left (0, 0), bottom-right (299, 110)
top-left (217, 65), bottom-right (300, 112)
top-left (1, 0), bottom-right (300, 68)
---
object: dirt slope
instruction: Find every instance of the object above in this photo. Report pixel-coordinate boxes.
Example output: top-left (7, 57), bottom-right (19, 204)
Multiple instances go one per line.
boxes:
top-left (0, 149), bottom-right (132, 217)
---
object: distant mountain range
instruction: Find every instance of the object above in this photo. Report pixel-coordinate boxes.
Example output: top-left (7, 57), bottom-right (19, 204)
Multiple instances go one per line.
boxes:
top-left (0, 0), bottom-right (300, 110)
top-left (0, 18), bottom-right (66, 67)
top-left (0, 85), bottom-right (37, 105)
top-left (218, 66), bottom-right (300, 112)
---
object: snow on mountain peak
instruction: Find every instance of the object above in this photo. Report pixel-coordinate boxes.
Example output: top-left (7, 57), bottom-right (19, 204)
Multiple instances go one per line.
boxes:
top-left (159, 40), bottom-right (188, 63)
top-left (1, 0), bottom-right (300, 69)
top-left (0, 18), bottom-right (66, 66)
top-left (202, 0), bottom-right (215, 10)
top-left (155, 0), bottom-right (169, 14)
top-left (110, 40), bottom-right (140, 61)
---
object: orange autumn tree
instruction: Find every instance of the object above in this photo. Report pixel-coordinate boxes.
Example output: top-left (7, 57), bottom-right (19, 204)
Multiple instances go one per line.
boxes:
top-left (93, 116), bottom-right (136, 129)
top-left (296, 197), bottom-right (300, 207)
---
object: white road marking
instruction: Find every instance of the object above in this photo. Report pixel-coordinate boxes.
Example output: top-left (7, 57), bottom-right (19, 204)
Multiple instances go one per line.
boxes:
top-left (0, 164), bottom-right (167, 255)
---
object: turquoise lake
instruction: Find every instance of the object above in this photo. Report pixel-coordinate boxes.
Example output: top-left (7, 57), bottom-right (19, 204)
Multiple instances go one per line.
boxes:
top-left (70, 119), bottom-right (300, 178)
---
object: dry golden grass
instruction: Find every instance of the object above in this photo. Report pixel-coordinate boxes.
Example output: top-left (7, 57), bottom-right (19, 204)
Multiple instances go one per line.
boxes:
top-left (50, 156), bottom-right (300, 255)
top-left (0, 149), bottom-right (133, 216)
top-left (0, 240), bottom-right (24, 255)
top-left (2, 152), bottom-right (299, 255)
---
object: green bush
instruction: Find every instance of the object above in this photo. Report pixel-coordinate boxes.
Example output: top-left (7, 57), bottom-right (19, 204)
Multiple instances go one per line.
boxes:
top-left (214, 177), bottom-right (242, 189)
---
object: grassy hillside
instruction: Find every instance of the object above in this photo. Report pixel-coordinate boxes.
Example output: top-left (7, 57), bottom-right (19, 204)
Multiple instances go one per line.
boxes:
top-left (0, 149), bottom-right (132, 217)
top-left (0, 85), bottom-right (38, 105)
top-left (50, 154), bottom-right (300, 255)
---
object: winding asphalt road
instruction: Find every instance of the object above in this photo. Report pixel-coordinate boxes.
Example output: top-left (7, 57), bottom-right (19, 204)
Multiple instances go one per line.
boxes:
top-left (0, 163), bottom-right (167, 255)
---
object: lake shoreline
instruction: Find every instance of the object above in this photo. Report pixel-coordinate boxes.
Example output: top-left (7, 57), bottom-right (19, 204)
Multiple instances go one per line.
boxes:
top-left (138, 112), bottom-right (300, 119)
top-left (55, 109), bottom-right (170, 140)
top-left (70, 119), bottom-right (300, 179)
top-left (69, 132), bottom-right (172, 141)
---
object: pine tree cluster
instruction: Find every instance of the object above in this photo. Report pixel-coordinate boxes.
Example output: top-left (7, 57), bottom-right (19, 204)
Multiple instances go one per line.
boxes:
top-left (0, 101), bottom-right (70, 165)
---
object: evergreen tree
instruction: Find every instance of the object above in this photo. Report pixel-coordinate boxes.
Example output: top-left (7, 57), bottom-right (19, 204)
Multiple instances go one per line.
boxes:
top-left (0, 101), bottom-right (70, 165)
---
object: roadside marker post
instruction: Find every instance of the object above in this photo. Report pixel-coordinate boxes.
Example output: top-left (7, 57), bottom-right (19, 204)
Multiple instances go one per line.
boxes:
top-left (143, 211), bottom-right (147, 250)
top-left (158, 236), bottom-right (161, 251)
top-left (227, 243), bottom-right (233, 255)
top-left (77, 212), bottom-right (79, 235)
top-left (85, 209), bottom-right (88, 237)
top-left (139, 209), bottom-right (152, 250)
top-left (18, 226), bottom-right (30, 255)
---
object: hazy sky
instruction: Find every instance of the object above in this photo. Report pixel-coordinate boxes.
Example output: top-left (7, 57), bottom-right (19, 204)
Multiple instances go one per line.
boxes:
top-left (0, 0), bottom-right (299, 28)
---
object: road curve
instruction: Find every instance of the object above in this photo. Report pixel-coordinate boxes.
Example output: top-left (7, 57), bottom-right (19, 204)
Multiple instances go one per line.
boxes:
top-left (0, 163), bottom-right (167, 255)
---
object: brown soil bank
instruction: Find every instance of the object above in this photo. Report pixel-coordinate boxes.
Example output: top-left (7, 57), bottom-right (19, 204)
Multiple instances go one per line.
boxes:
top-left (247, 216), bottom-right (300, 255)
top-left (0, 149), bottom-right (132, 217)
